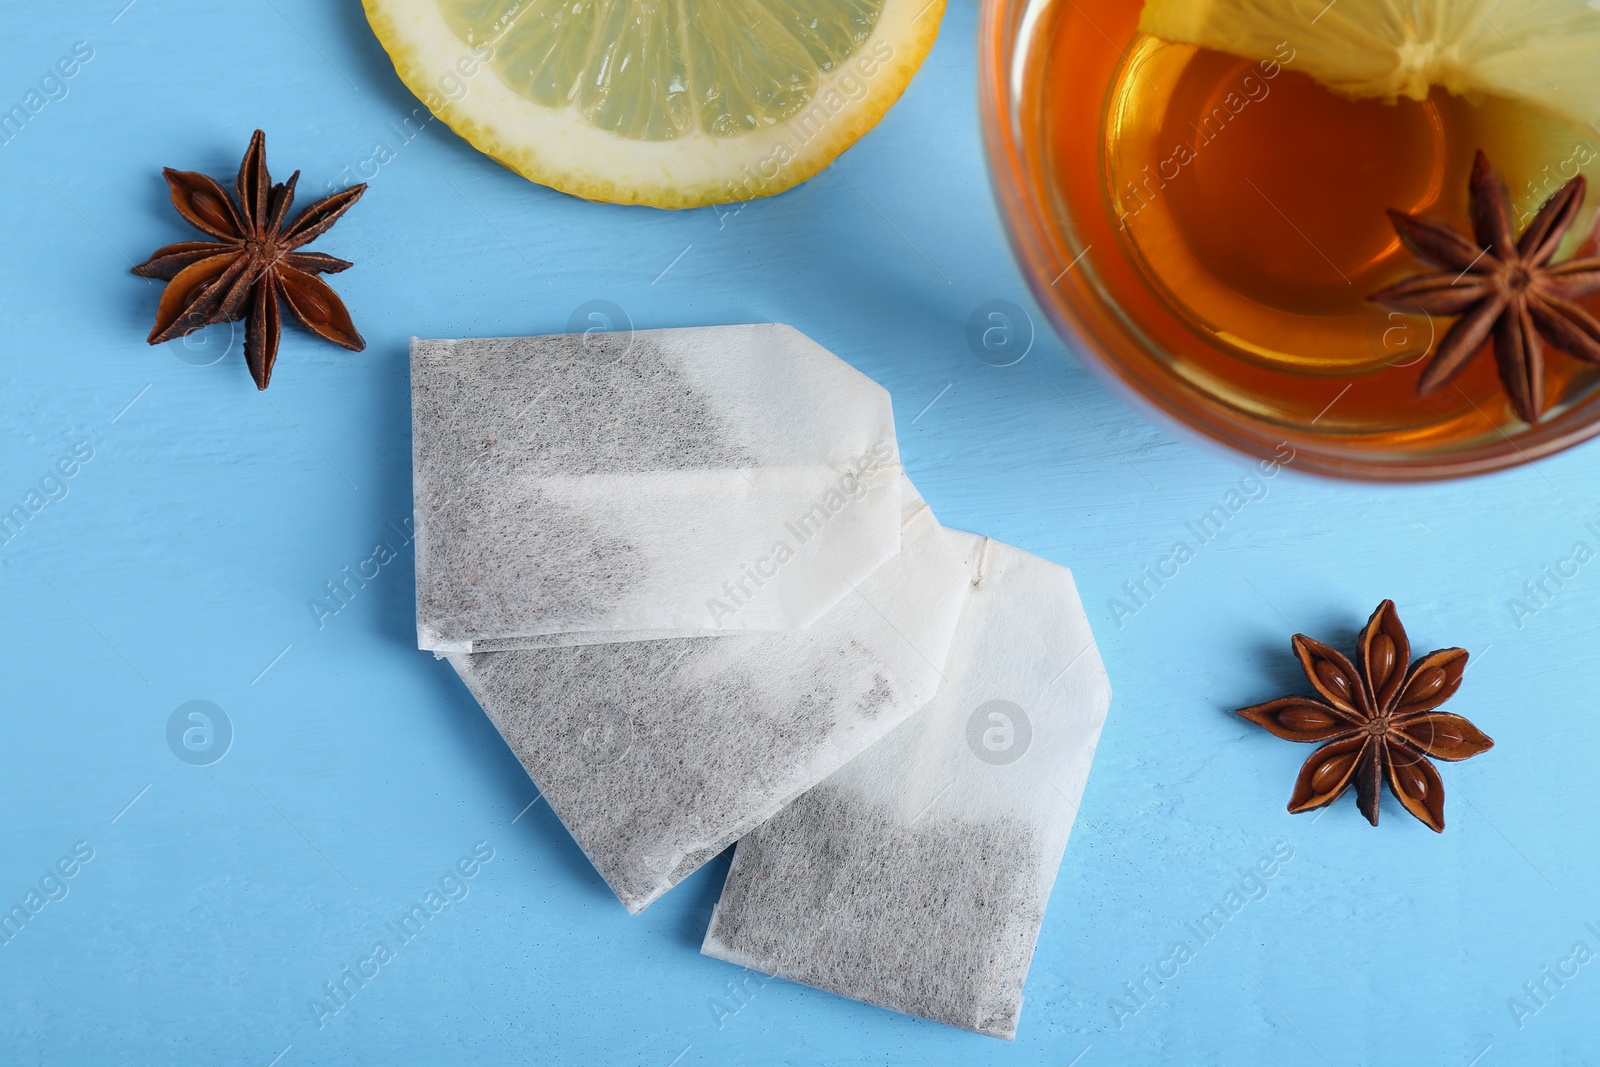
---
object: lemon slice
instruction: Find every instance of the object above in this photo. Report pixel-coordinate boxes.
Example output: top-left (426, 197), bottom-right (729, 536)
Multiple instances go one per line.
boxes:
top-left (1139, 0), bottom-right (1600, 132)
top-left (363, 0), bottom-right (943, 207)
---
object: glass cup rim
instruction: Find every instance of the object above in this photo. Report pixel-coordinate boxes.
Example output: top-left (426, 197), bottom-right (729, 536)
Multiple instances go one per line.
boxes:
top-left (976, 0), bottom-right (1600, 482)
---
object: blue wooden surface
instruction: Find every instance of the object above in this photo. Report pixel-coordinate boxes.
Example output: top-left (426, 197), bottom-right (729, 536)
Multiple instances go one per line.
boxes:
top-left (1, 2), bottom-right (1594, 1064)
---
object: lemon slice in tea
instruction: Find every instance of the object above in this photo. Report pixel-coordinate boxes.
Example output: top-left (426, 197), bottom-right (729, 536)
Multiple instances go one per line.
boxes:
top-left (363, 0), bottom-right (944, 208)
top-left (1138, 0), bottom-right (1600, 130)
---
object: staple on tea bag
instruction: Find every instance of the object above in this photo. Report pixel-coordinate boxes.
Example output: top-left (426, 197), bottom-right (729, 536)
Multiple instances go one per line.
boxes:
top-left (701, 532), bottom-right (1111, 1040)
top-left (410, 324), bottom-right (902, 652)
top-left (447, 481), bottom-right (969, 913)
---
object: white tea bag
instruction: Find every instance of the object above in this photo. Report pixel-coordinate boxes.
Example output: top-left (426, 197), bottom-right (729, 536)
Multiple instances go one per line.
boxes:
top-left (411, 324), bottom-right (902, 652)
top-left (447, 484), bottom-right (969, 913)
top-left (702, 532), bottom-right (1112, 1040)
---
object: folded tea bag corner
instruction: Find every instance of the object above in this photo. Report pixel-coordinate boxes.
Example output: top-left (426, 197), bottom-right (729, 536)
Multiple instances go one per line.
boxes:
top-left (447, 480), bottom-right (970, 913)
top-left (411, 324), bottom-right (903, 651)
top-left (701, 531), bottom-right (1112, 1040)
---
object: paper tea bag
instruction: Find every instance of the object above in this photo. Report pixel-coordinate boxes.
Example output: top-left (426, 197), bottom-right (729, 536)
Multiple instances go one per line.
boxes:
top-left (447, 484), bottom-right (969, 913)
top-left (411, 324), bottom-right (902, 652)
top-left (701, 532), bottom-right (1112, 1040)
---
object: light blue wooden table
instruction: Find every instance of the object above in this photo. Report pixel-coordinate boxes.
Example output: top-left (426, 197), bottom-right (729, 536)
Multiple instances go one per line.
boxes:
top-left (2, 1), bottom-right (1592, 1063)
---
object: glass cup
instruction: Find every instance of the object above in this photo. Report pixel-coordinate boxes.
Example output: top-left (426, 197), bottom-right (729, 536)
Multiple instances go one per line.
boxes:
top-left (978, 0), bottom-right (1600, 480)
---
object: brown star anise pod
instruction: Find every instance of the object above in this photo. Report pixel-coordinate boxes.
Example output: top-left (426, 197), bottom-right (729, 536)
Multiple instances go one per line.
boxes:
top-left (1370, 150), bottom-right (1600, 423)
top-left (132, 130), bottom-right (366, 390)
top-left (1236, 600), bottom-right (1492, 832)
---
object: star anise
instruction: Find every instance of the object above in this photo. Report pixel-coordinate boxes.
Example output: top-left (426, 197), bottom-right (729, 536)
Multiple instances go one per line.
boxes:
top-left (1236, 600), bottom-right (1492, 832)
top-left (132, 130), bottom-right (367, 390)
top-left (1370, 151), bottom-right (1600, 423)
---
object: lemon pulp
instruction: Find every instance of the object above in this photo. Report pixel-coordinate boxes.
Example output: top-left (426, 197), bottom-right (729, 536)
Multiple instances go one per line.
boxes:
top-left (365, 0), bottom-right (942, 206)
top-left (1139, 0), bottom-right (1600, 133)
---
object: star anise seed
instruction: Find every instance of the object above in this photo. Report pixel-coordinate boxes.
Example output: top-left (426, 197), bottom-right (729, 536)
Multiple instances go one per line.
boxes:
top-left (1236, 600), bottom-right (1493, 833)
top-left (1370, 150), bottom-right (1600, 423)
top-left (132, 130), bottom-right (367, 390)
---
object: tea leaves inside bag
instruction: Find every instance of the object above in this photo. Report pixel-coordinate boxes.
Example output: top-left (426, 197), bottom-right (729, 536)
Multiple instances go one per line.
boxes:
top-left (702, 532), bottom-right (1113, 1038)
top-left (411, 324), bottom-right (903, 651)
top-left (449, 490), bottom-right (970, 912)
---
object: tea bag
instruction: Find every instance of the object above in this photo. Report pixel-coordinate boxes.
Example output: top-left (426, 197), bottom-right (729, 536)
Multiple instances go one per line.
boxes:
top-left (447, 482), bottom-right (970, 913)
top-left (411, 324), bottom-right (902, 652)
top-left (701, 532), bottom-right (1112, 1040)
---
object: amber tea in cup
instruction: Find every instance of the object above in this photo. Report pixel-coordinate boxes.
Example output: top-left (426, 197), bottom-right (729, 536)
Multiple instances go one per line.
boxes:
top-left (981, 0), bottom-right (1600, 479)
